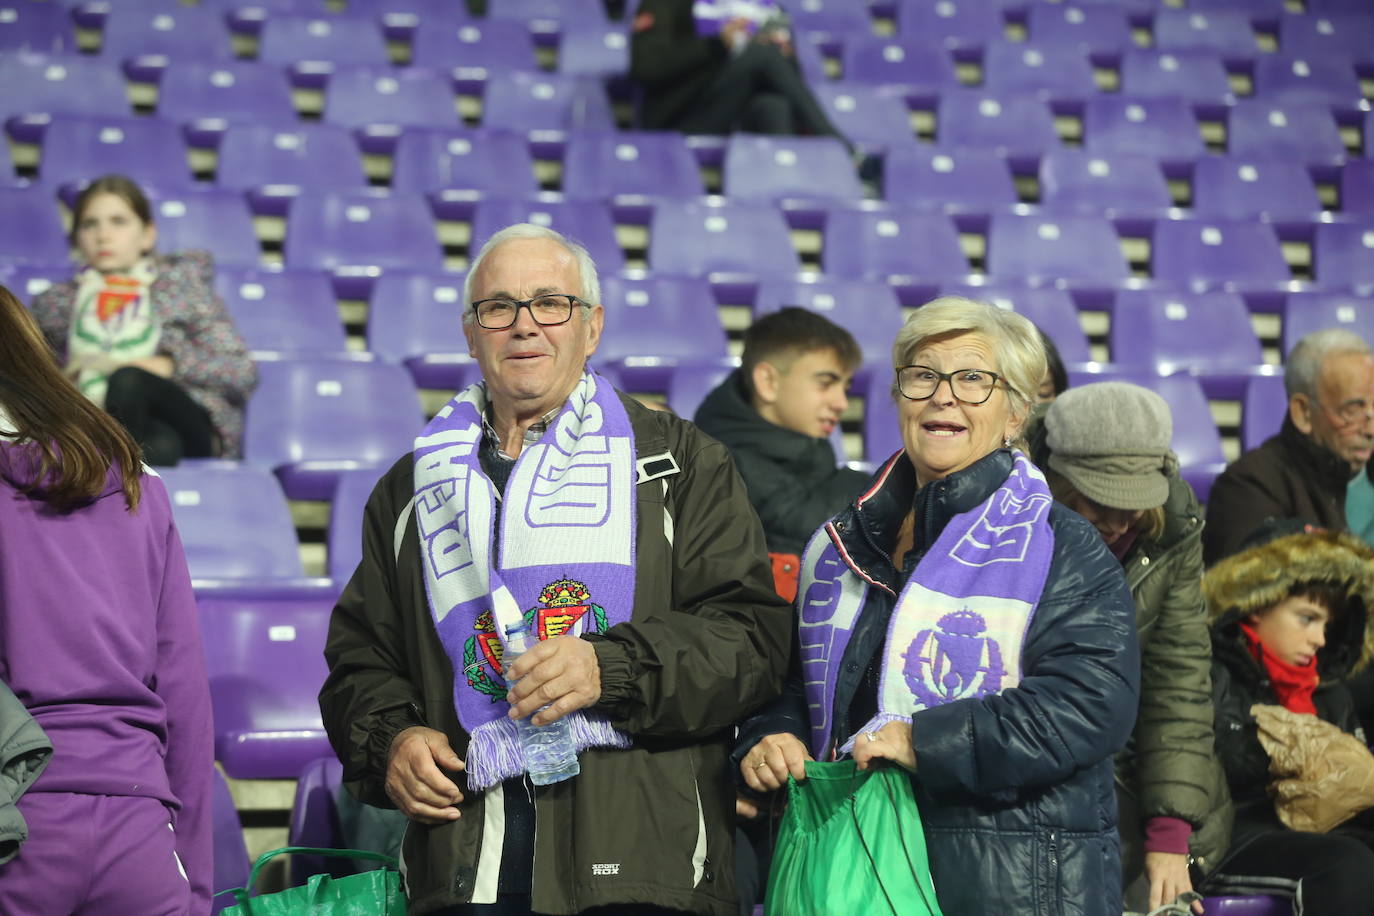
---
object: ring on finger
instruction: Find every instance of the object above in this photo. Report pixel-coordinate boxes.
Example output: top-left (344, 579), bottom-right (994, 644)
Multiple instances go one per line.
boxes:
top-left (754, 760), bottom-right (769, 770)
top-left (866, 731), bottom-right (880, 743)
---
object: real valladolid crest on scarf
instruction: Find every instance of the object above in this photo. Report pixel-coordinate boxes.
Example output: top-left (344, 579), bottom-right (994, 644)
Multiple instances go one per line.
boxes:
top-left (413, 370), bottom-right (636, 790)
top-left (797, 451), bottom-right (1056, 759)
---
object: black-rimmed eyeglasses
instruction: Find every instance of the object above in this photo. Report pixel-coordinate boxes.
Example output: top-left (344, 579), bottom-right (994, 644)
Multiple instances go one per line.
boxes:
top-left (897, 365), bottom-right (1006, 405)
top-left (471, 294), bottom-right (584, 330)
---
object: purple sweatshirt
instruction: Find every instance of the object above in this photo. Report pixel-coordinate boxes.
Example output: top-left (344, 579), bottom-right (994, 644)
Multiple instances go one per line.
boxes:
top-left (0, 445), bottom-right (213, 913)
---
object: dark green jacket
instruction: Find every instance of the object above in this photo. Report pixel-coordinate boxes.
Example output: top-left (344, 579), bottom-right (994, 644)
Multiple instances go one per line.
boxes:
top-left (1029, 412), bottom-right (1233, 874)
top-left (694, 369), bottom-right (867, 556)
top-left (318, 394), bottom-right (792, 915)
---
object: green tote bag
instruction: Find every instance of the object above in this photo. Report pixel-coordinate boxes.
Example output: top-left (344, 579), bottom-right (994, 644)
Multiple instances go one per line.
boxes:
top-left (221, 846), bottom-right (406, 916)
top-left (764, 759), bottom-right (943, 916)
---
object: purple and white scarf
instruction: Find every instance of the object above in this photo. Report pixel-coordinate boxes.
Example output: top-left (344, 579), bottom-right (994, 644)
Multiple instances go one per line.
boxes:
top-left (796, 451), bottom-right (1055, 760)
top-left (414, 371), bottom-right (635, 791)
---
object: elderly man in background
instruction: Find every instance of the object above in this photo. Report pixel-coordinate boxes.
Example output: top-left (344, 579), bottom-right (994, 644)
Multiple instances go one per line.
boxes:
top-left (319, 223), bottom-right (791, 915)
top-left (1203, 328), bottom-right (1374, 566)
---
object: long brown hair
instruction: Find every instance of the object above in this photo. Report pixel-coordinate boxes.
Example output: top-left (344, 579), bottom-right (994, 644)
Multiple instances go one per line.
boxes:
top-left (0, 284), bottom-right (143, 511)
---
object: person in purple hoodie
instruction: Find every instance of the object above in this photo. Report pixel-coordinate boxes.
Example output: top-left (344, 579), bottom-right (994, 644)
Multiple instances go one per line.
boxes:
top-left (0, 284), bottom-right (213, 914)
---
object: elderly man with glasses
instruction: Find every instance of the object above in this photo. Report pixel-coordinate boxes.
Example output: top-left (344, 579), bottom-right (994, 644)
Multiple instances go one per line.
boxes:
top-left (1203, 327), bottom-right (1374, 566)
top-left (319, 223), bottom-right (791, 916)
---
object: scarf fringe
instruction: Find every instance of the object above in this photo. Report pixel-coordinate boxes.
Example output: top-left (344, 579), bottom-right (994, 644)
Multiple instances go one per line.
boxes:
top-left (466, 711), bottom-right (633, 791)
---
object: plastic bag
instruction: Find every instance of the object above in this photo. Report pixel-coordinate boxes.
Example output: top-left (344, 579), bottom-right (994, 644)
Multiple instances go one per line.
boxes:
top-left (1252, 703), bottom-right (1374, 833)
top-left (220, 846), bottom-right (406, 916)
top-left (764, 759), bottom-right (943, 916)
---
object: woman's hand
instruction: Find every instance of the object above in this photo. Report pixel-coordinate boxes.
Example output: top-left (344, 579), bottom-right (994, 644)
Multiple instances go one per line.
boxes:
top-left (1145, 851), bottom-right (1202, 914)
top-left (741, 732), bottom-right (812, 793)
top-left (852, 720), bottom-right (917, 773)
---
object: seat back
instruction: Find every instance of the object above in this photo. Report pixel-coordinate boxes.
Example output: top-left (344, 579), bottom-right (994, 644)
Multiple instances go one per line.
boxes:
top-left (480, 72), bottom-right (615, 132)
top-left (649, 200), bottom-right (800, 276)
top-left (322, 65), bottom-right (459, 130)
top-left (884, 145), bottom-right (1019, 213)
top-left (823, 205), bottom-right (968, 282)
top-left (470, 198), bottom-right (624, 271)
top-left (723, 135), bottom-right (864, 204)
top-left (1151, 218), bottom-right (1291, 289)
top-left (216, 124), bottom-right (368, 193)
top-left (159, 463), bottom-right (304, 579)
top-left (214, 266), bottom-right (347, 357)
top-left (284, 191), bottom-right (442, 273)
top-left (258, 15), bottom-right (389, 67)
top-left (986, 212), bottom-right (1130, 285)
top-left (1191, 155), bottom-right (1321, 220)
top-left (157, 60), bottom-right (297, 129)
top-left (149, 189), bottom-right (261, 268)
top-left (39, 114), bottom-right (193, 189)
top-left (1227, 100), bottom-right (1345, 166)
top-left (0, 186), bottom-right (68, 266)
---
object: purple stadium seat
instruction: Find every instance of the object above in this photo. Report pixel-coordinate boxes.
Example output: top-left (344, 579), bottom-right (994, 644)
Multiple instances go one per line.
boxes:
top-left (199, 0), bottom-right (329, 36)
top-left (939, 282), bottom-right (1092, 362)
top-left (1281, 290), bottom-right (1374, 354)
top-left (2, 262), bottom-right (69, 303)
top-left (0, 186), bottom-right (68, 265)
top-left (1278, 12), bottom-right (1374, 69)
top-left (322, 65), bottom-right (459, 154)
top-left (1151, 218), bottom-right (1292, 297)
top-left (986, 212), bottom-right (1130, 289)
top-left (157, 463), bottom-right (304, 580)
top-left (216, 124), bottom-right (368, 217)
top-left (243, 356), bottom-right (425, 500)
top-left (1119, 49), bottom-right (1234, 113)
top-left (0, 2), bottom-right (75, 53)
top-left (327, 467), bottom-right (386, 585)
top-left (1187, 0), bottom-right (1286, 18)
top-left (1153, 9), bottom-right (1260, 65)
top-left (391, 127), bottom-right (537, 221)
top-left (366, 270), bottom-right (474, 390)
top-left (792, 32), bottom-right (830, 84)
top-left (470, 197), bottom-right (624, 272)
top-left (146, 188), bottom-right (260, 268)
top-left (99, 6), bottom-right (234, 82)
top-left (935, 90), bottom-right (1060, 171)
top-left (1025, 3), bottom-right (1132, 58)
top-left (723, 135), bottom-right (863, 227)
top-left (897, 0), bottom-right (1005, 55)
top-left (1227, 101), bottom-right (1346, 168)
top-left (822, 205), bottom-right (969, 306)
top-left (863, 386), bottom-right (903, 464)
top-left (1240, 373), bottom-right (1288, 452)
top-left (0, 53), bottom-right (131, 142)
top-left (882, 145), bottom-right (1019, 223)
top-left (1312, 220), bottom-right (1374, 291)
top-left (211, 767), bottom-right (250, 915)
top-left (1341, 160), bottom-right (1374, 213)
top-left (283, 190), bottom-right (442, 298)
top-left (37, 114), bottom-right (194, 189)
top-left (754, 275), bottom-right (904, 366)
top-left (68, 0), bottom-right (183, 30)
top-left (1109, 289), bottom-right (1267, 398)
top-left (480, 71), bottom-right (615, 133)
top-left (812, 83), bottom-right (919, 153)
top-left (257, 15), bottom-right (389, 88)
top-left (198, 589), bottom-right (336, 779)
top-left (349, 0), bottom-right (474, 42)
top-left (665, 359), bottom-right (739, 419)
top-left (286, 756), bottom-right (351, 884)
top-left (156, 61), bottom-right (298, 149)
top-left (1067, 368), bottom-right (1227, 501)
top-left (1198, 896), bottom-right (1292, 915)
top-left (1309, 0), bottom-right (1374, 13)
top-left (1038, 149), bottom-right (1172, 231)
top-left (981, 40), bottom-right (1099, 101)
top-left (560, 130), bottom-right (704, 218)
top-left (841, 36), bottom-right (960, 105)
top-left (1082, 96), bottom-right (1205, 174)
top-left (557, 22), bottom-right (630, 78)
top-left (410, 19), bottom-right (537, 94)
top-left (1252, 54), bottom-right (1363, 109)
top-left (596, 273), bottom-right (730, 388)
top-left (1191, 155), bottom-right (1322, 223)
top-left (787, 0), bottom-right (872, 43)
top-left (648, 199), bottom-right (800, 287)
top-left (488, 0), bottom-right (608, 40)
top-left (214, 266), bottom-right (348, 358)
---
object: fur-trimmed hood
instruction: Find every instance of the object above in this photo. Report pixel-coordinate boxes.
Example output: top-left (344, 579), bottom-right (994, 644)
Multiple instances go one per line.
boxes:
top-left (1204, 529), bottom-right (1374, 678)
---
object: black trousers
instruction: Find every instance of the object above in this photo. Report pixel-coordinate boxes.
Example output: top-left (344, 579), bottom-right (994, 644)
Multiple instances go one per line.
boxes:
top-left (1207, 813), bottom-right (1374, 914)
top-left (435, 900), bottom-right (687, 915)
top-left (104, 366), bottom-right (215, 466)
top-left (671, 41), bottom-right (848, 146)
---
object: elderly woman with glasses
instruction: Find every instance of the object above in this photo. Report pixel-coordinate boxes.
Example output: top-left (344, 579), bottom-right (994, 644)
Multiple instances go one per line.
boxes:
top-left (734, 297), bottom-right (1141, 916)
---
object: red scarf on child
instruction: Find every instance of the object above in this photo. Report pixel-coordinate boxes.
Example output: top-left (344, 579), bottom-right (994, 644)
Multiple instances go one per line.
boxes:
top-left (1240, 620), bottom-right (1319, 714)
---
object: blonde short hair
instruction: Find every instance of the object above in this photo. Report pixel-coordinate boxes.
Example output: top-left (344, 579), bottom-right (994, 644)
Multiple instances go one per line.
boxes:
top-left (892, 296), bottom-right (1047, 423)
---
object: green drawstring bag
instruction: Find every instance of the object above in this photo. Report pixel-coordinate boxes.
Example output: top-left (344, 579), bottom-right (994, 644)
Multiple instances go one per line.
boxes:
top-left (764, 759), bottom-right (943, 916)
top-left (220, 846), bottom-right (406, 915)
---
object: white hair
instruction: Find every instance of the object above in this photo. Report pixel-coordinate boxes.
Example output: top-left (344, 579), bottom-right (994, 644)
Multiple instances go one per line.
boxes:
top-left (462, 223), bottom-right (600, 325)
top-left (1286, 328), bottom-right (1372, 399)
top-left (892, 295), bottom-right (1047, 423)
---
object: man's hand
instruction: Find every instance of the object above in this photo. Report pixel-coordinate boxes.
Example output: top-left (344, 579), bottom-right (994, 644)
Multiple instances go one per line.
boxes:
top-left (1145, 851), bottom-right (1202, 914)
top-left (741, 732), bottom-right (812, 793)
top-left (851, 720), bottom-right (917, 773)
top-left (385, 726), bottom-right (465, 824)
top-left (505, 635), bottom-right (601, 726)
top-left (736, 793), bottom-right (760, 820)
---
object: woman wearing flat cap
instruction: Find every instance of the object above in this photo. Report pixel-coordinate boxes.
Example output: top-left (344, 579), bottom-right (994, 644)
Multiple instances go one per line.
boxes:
top-left (1030, 381), bottom-right (1233, 915)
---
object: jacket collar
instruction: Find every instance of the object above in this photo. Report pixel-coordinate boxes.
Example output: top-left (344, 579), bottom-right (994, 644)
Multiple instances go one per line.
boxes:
top-left (1277, 415), bottom-right (1357, 494)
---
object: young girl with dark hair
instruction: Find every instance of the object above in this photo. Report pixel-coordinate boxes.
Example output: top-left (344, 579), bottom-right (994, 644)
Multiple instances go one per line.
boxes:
top-left (0, 284), bottom-right (213, 913)
top-left (30, 174), bottom-right (256, 466)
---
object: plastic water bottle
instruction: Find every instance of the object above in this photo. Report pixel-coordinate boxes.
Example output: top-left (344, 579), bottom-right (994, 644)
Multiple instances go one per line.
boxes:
top-left (503, 622), bottom-right (580, 786)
